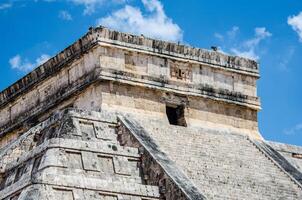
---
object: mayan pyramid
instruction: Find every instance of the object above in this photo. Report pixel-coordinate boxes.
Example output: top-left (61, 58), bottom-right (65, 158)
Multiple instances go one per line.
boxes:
top-left (0, 27), bottom-right (301, 199)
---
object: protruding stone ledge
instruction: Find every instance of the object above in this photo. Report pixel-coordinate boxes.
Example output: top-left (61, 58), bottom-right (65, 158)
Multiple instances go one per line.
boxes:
top-left (94, 26), bottom-right (259, 73)
top-left (99, 68), bottom-right (260, 109)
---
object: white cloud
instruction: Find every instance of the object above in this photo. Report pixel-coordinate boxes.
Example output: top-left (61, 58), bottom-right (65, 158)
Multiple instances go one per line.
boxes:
top-left (0, 3), bottom-right (12, 10)
top-left (284, 123), bottom-right (302, 135)
top-left (59, 10), bottom-right (73, 21)
top-left (288, 12), bottom-right (302, 42)
top-left (68, 0), bottom-right (126, 15)
top-left (214, 33), bottom-right (224, 41)
top-left (227, 26), bottom-right (239, 39)
top-left (214, 26), bottom-right (239, 42)
top-left (9, 54), bottom-right (51, 72)
top-left (279, 46), bottom-right (295, 71)
top-left (244, 27), bottom-right (272, 48)
top-left (97, 0), bottom-right (183, 42)
top-left (225, 27), bottom-right (271, 60)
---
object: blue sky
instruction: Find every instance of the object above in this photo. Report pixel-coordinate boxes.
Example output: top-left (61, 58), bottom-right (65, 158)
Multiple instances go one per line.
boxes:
top-left (0, 0), bottom-right (302, 145)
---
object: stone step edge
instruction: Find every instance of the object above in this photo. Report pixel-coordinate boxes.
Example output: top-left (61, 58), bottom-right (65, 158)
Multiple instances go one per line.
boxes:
top-left (248, 137), bottom-right (302, 189)
top-left (0, 173), bottom-right (160, 199)
top-left (34, 172), bottom-right (160, 198)
top-left (2, 138), bottom-right (139, 173)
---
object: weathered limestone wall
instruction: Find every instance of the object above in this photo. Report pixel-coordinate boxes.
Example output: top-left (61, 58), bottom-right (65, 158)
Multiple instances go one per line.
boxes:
top-left (74, 82), bottom-right (259, 136)
top-left (0, 49), bottom-right (100, 142)
top-left (0, 27), bottom-right (261, 147)
top-left (99, 45), bottom-right (258, 98)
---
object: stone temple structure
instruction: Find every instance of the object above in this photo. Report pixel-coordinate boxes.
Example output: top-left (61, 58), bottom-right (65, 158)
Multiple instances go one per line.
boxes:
top-left (0, 26), bottom-right (302, 200)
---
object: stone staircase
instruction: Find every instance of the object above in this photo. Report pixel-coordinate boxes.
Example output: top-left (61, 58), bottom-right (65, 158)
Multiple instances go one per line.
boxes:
top-left (0, 110), bottom-right (160, 200)
top-left (133, 117), bottom-right (302, 199)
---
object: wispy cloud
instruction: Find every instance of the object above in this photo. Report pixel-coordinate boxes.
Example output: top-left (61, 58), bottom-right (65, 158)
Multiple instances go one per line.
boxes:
top-left (0, 3), bottom-right (12, 10)
top-left (214, 33), bottom-right (224, 41)
top-left (215, 26), bottom-right (272, 60)
top-left (97, 0), bottom-right (183, 42)
top-left (68, 0), bottom-right (126, 15)
top-left (288, 12), bottom-right (302, 42)
top-left (9, 54), bottom-right (51, 72)
top-left (230, 27), bottom-right (272, 60)
top-left (58, 10), bottom-right (72, 21)
top-left (215, 26), bottom-right (239, 42)
top-left (278, 46), bottom-right (295, 71)
top-left (227, 26), bottom-right (239, 39)
top-left (284, 123), bottom-right (302, 135)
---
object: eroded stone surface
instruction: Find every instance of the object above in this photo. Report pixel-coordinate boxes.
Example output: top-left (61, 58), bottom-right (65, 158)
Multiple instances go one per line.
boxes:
top-left (0, 110), bottom-right (160, 200)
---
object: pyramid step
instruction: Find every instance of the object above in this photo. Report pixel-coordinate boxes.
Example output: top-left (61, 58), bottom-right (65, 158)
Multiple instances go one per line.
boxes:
top-left (0, 110), bottom-right (161, 200)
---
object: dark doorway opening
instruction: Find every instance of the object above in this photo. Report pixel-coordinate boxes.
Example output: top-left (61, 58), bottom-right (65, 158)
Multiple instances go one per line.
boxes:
top-left (166, 105), bottom-right (187, 127)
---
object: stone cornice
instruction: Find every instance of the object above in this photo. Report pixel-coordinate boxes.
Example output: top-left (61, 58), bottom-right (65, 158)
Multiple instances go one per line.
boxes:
top-left (95, 27), bottom-right (259, 75)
